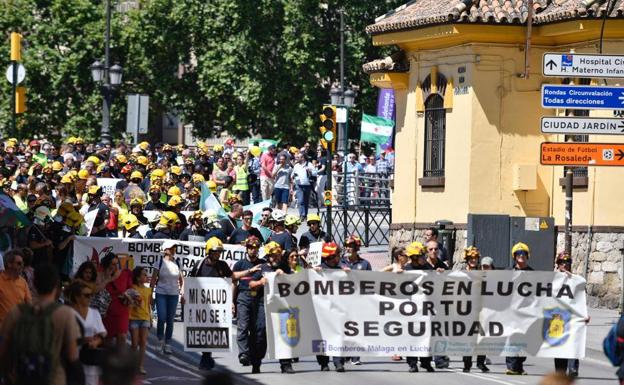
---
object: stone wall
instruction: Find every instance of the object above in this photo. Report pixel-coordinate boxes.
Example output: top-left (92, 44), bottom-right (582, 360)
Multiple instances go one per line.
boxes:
top-left (389, 226), bottom-right (467, 264)
top-left (556, 231), bottom-right (624, 309)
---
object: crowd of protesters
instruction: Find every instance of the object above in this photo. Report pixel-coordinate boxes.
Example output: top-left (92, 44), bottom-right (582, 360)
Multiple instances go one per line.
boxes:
top-left (0, 136), bottom-right (586, 384)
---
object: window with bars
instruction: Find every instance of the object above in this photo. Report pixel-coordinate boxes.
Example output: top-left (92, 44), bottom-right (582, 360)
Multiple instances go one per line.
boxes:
top-left (424, 94), bottom-right (446, 178)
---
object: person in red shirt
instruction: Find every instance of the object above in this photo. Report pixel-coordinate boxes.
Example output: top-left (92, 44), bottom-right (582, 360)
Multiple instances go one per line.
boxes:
top-left (259, 145), bottom-right (277, 201)
top-left (100, 252), bottom-right (133, 347)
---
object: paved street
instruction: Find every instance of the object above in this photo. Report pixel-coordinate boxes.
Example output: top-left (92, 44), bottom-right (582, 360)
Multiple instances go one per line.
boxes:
top-left (140, 306), bottom-right (622, 385)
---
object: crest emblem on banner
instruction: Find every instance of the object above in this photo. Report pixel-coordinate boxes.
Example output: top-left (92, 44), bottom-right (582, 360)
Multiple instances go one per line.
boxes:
top-left (543, 307), bottom-right (571, 346)
top-left (278, 308), bottom-right (300, 347)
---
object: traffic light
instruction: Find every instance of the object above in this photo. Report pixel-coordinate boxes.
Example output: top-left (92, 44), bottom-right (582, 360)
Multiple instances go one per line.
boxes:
top-left (323, 190), bottom-right (333, 206)
top-left (320, 105), bottom-right (336, 151)
top-left (10, 32), bottom-right (21, 61)
top-left (15, 87), bottom-right (26, 114)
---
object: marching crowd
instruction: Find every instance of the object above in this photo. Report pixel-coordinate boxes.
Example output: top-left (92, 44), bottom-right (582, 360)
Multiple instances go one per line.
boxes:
top-left (0, 137), bottom-right (592, 385)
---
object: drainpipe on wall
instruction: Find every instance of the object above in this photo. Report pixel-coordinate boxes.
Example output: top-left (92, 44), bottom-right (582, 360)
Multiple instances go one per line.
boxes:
top-left (522, 0), bottom-right (534, 79)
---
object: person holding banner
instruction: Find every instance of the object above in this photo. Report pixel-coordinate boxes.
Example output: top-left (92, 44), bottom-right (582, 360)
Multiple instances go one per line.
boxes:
top-left (150, 240), bottom-right (184, 355)
top-left (460, 246), bottom-right (490, 373)
top-left (506, 242), bottom-right (534, 375)
top-left (189, 237), bottom-right (233, 371)
top-left (245, 240), bottom-right (294, 374)
top-left (401, 242), bottom-right (436, 372)
top-left (232, 238), bottom-right (270, 373)
top-left (316, 242), bottom-right (349, 372)
top-left (553, 252), bottom-right (580, 378)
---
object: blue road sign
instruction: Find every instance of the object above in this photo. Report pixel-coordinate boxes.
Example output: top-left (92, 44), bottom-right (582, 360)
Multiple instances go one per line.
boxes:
top-left (541, 84), bottom-right (624, 110)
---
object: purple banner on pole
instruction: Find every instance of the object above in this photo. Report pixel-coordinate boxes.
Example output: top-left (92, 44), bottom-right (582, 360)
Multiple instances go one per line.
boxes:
top-left (376, 89), bottom-right (395, 152)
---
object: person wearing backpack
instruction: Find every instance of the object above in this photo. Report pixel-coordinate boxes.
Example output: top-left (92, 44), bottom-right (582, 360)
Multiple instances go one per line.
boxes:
top-left (0, 263), bottom-right (83, 385)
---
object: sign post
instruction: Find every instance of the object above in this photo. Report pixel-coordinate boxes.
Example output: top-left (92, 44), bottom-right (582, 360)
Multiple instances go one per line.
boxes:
top-left (541, 116), bottom-right (624, 135)
top-left (540, 142), bottom-right (624, 166)
top-left (543, 53), bottom-right (624, 78)
top-left (541, 84), bottom-right (624, 110)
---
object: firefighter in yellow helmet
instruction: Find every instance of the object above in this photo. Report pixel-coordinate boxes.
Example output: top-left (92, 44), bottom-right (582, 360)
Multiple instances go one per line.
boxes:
top-left (233, 237), bottom-right (284, 373)
top-left (189, 236), bottom-right (233, 371)
top-left (121, 213), bottom-right (143, 239)
top-left (506, 242), bottom-right (533, 375)
top-left (150, 211), bottom-right (180, 239)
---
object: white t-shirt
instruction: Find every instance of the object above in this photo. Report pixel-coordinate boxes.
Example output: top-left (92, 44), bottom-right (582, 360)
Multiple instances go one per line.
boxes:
top-left (74, 307), bottom-right (107, 379)
top-left (155, 258), bottom-right (181, 295)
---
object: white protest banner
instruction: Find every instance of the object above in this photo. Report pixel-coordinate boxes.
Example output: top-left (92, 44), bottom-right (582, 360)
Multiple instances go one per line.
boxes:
top-left (72, 237), bottom-right (249, 277)
top-left (97, 178), bottom-right (122, 197)
top-left (266, 270), bottom-right (587, 359)
top-left (184, 277), bottom-right (232, 352)
top-left (306, 242), bottom-right (323, 267)
top-left (83, 210), bottom-right (98, 236)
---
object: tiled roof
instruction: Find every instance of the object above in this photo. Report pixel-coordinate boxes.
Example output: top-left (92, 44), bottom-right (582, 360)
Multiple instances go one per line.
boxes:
top-left (362, 51), bottom-right (410, 74)
top-left (366, 0), bottom-right (624, 34)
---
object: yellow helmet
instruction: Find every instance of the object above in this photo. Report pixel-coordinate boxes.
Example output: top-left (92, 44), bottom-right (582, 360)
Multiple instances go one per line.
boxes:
top-left (406, 241), bottom-right (425, 257)
top-left (86, 156), bottom-right (100, 165)
top-left (167, 186), bottom-right (181, 196)
top-left (67, 136), bottom-right (77, 145)
top-left (115, 154), bottom-right (128, 164)
top-left (96, 163), bottom-right (105, 173)
top-left (213, 144), bottom-right (224, 152)
top-left (52, 161), bottom-right (63, 172)
top-left (42, 164), bottom-right (53, 174)
top-left (78, 169), bottom-right (90, 180)
top-left (88, 185), bottom-right (101, 195)
top-left (61, 175), bottom-right (73, 184)
top-left (187, 188), bottom-right (200, 198)
top-left (170, 166), bottom-right (182, 176)
top-left (207, 180), bottom-right (217, 193)
top-left (130, 171), bottom-right (143, 180)
top-left (190, 210), bottom-right (203, 221)
top-left (264, 241), bottom-right (283, 256)
top-left (139, 141), bottom-right (150, 151)
top-left (512, 242), bottom-right (530, 258)
top-left (284, 214), bottom-right (301, 227)
top-left (136, 156), bottom-right (149, 166)
top-left (148, 184), bottom-right (161, 193)
top-left (162, 143), bottom-right (173, 152)
top-left (464, 246), bottom-right (481, 260)
top-left (66, 211), bottom-right (84, 227)
top-left (122, 213), bottom-right (140, 230)
top-left (74, 137), bottom-right (85, 145)
top-left (250, 146), bottom-right (262, 157)
top-left (130, 197), bottom-right (144, 207)
top-left (168, 195), bottom-right (183, 207)
top-left (192, 173), bottom-right (205, 183)
top-left (57, 202), bottom-right (75, 218)
top-left (205, 237), bottom-right (224, 252)
top-left (151, 169), bottom-right (165, 179)
top-left (159, 211), bottom-right (180, 226)
top-left (289, 146), bottom-right (299, 154)
top-left (306, 214), bottom-right (321, 224)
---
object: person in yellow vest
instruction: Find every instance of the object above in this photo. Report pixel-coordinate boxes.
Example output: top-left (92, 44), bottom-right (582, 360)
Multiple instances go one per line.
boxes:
top-left (233, 151), bottom-right (250, 205)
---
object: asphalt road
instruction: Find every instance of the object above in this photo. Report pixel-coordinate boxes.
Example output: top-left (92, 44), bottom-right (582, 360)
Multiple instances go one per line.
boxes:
top-left (140, 322), bottom-right (619, 385)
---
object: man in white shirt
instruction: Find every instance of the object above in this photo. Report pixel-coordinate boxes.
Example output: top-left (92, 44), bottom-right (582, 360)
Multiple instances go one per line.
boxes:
top-left (291, 153), bottom-right (316, 221)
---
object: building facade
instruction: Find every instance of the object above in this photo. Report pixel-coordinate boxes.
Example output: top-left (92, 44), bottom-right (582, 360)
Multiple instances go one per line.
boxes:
top-left (365, 1), bottom-right (624, 307)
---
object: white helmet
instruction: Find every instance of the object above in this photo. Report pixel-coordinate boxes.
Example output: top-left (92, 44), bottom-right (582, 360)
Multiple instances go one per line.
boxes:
top-left (202, 209), bottom-right (221, 229)
top-left (271, 209), bottom-right (286, 223)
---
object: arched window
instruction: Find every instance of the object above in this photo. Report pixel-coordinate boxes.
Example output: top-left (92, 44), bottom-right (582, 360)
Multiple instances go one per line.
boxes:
top-left (424, 94), bottom-right (446, 177)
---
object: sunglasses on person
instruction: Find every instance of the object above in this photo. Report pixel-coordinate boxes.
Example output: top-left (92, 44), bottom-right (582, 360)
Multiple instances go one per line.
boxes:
top-left (427, 247), bottom-right (438, 251)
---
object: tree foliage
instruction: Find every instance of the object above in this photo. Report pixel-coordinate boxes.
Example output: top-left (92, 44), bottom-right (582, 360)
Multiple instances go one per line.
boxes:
top-left (1, 0), bottom-right (403, 143)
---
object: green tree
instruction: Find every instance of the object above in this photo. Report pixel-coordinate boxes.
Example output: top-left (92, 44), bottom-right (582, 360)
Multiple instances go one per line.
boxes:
top-left (0, 0), bottom-right (403, 144)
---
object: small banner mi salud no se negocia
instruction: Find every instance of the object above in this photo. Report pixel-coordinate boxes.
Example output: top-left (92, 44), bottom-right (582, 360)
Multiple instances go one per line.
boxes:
top-left (266, 270), bottom-right (587, 359)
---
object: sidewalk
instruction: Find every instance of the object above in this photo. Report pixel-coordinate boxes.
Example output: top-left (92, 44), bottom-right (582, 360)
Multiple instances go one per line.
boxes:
top-left (585, 306), bottom-right (620, 361)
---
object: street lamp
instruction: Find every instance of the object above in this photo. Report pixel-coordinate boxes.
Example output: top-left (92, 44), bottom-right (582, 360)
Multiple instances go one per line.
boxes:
top-left (330, 87), bottom-right (341, 105)
top-left (90, 0), bottom-right (122, 145)
top-left (344, 89), bottom-right (356, 108)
